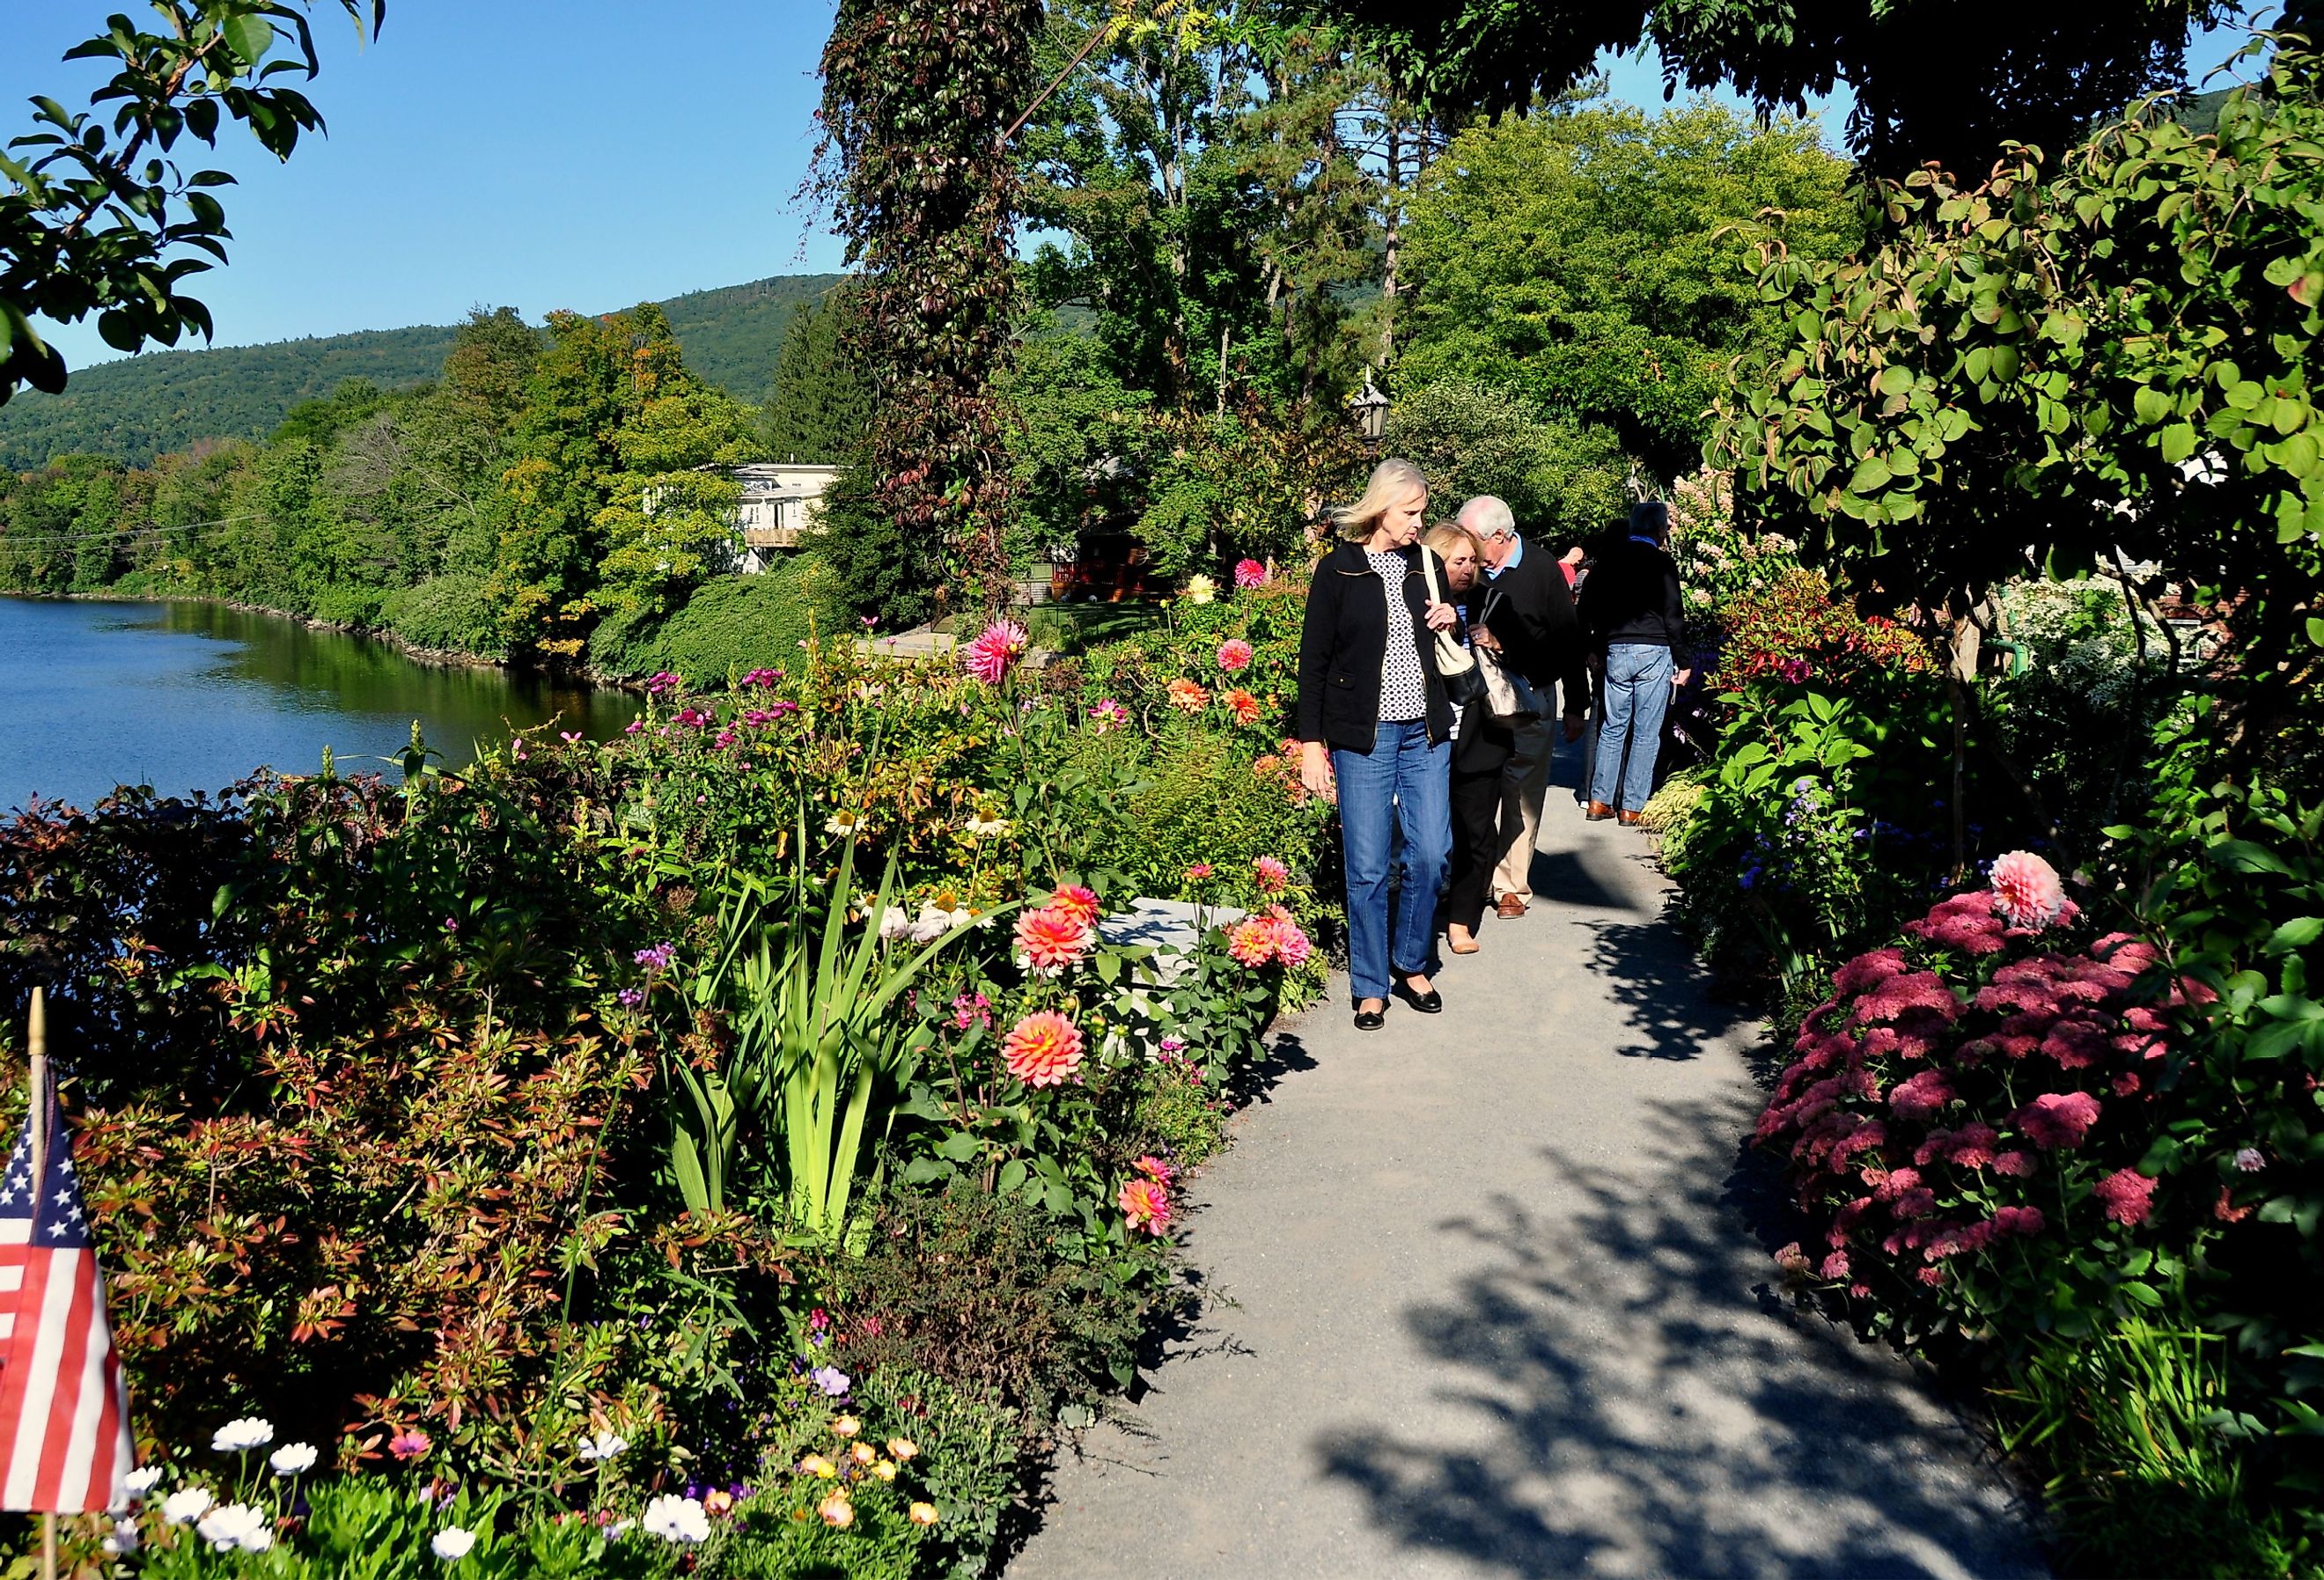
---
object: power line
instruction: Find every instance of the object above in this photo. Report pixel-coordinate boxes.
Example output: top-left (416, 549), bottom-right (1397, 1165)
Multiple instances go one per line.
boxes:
top-left (0, 511), bottom-right (269, 548)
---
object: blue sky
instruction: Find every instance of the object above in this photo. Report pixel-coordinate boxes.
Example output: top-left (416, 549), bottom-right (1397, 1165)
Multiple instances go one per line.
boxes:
top-left (1, 2), bottom-right (2281, 374)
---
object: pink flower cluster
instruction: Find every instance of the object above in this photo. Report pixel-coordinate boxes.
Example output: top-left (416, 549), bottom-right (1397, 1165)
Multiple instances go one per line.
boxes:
top-left (1224, 906), bottom-right (1312, 969)
top-left (1757, 878), bottom-right (2206, 1311)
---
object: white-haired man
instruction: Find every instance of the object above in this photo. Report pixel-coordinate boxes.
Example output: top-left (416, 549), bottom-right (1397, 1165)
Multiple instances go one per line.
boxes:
top-left (1455, 495), bottom-right (1589, 917)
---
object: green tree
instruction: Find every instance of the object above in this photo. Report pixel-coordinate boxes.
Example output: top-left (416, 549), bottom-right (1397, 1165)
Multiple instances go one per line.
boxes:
top-left (592, 376), bottom-right (756, 621)
top-left (1, 2), bottom-right (386, 402)
top-left (1310, 0), bottom-right (2234, 180)
top-left (1400, 94), bottom-right (1859, 479)
top-left (761, 287), bottom-right (871, 463)
top-left (1383, 378), bottom-right (1628, 543)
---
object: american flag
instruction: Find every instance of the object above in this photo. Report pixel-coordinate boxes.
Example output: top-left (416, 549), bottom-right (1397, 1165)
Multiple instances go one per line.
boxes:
top-left (0, 1080), bottom-right (131, 1512)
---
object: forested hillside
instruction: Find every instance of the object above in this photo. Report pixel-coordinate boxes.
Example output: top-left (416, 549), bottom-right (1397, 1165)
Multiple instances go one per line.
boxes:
top-left (0, 273), bottom-right (844, 470)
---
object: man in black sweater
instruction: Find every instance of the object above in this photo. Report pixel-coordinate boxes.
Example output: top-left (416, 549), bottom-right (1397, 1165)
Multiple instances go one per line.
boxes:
top-left (1578, 501), bottom-right (1687, 825)
top-left (1455, 495), bottom-right (1589, 916)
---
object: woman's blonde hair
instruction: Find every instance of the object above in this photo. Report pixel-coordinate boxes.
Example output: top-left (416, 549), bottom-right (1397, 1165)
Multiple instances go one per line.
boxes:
top-left (1331, 457), bottom-right (1428, 542)
top-left (1423, 522), bottom-right (1482, 565)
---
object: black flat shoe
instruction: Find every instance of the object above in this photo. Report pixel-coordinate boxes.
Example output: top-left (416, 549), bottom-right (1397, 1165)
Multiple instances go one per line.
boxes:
top-left (1393, 981), bottom-right (1443, 1014)
top-left (1354, 1006), bottom-right (1386, 1031)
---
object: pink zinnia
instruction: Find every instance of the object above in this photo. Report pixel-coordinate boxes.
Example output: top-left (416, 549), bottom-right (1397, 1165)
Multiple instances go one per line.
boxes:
top-left (1217, 638), bottom-right (1255, 672)
top-left (1233, 558), bottom-right (1268, 589)
top-left (961, 619), bottom-right (1029, 685)
top-left (1253, 856), bottom-right (1290, 893)
top-left (2015, 1090), bottom-right (2101, 1150)
top-left (1013, 905), bottom-right (1092, 975)
top-left (1002, 1010), bottom-right (1085, 1088)
top-left (2092, 1167), bottom-right (2158, 1225)
top-left (1989, 850), bottom-right (2067, 930)
top-left (1120, 1176), bottom-right (1172, 1235)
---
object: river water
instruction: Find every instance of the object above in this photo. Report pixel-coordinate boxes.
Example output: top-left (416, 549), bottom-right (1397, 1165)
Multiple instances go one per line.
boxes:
top-left (0, 597), bottom-right (637, 813)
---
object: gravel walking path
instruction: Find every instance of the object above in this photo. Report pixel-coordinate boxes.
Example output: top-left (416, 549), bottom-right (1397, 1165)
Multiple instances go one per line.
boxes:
top-left (1008, 787), bottom-right (2047, 1580)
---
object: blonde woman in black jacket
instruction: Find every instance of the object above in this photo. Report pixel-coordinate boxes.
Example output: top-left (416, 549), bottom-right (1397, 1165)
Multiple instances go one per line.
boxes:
top-left (1294, 458), bottom-right (1460, 1031)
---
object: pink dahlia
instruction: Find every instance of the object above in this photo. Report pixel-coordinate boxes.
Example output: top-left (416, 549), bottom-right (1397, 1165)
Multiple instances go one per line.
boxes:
top-left (1263, 908), bottom-right (1312, 968)
top-left (1002, 1010), bottom-right (1085, 1088)
top-left (961, 619), bottom-right (1030, 686)
top-left (1253, 856), bottom-right (1290, 893)
top-left (1014, 905), bottom-right (1092, 976)
top-left (2092, 1167), bottom-right (2158, 1225)
top-left (1134, 1154), bottom-right (1178, 1186)
top-left (1120, 1176), bottom-right (1173, 1236)
top-left (1048, 884), bottom-right (1101, 928)
top-left (1989, 850), bottom-right (2067, 930)
top-left (1088, 698), bottom-right (1128, 733)
top-left (2015, 1090), bottom-right (2101, 1150)
top-left (1233, 558), bottom-right (1269, 590)
top-left (1217, 638), bottom-right (1255, 672)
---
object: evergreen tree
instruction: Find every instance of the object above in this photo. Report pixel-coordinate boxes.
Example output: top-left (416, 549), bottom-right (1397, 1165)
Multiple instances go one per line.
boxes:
top-left (761, 290), bottom-right (872, 463)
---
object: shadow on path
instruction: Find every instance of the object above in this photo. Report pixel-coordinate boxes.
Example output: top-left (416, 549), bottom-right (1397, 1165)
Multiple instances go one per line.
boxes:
top-left (1313, 1093), bottom-right (2040, 1580)
top-left (1585, 912), bottom-right (1751, 1062)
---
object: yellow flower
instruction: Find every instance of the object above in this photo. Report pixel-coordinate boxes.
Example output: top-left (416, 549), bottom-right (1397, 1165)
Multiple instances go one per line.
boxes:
top-left (830, 1415), bottom-right (860, 1438)
top-left (887, 1438), bottom-right (919, 1461)
top-left (800, 1454), bottom-right (837, 1479)
top-left (872, 1459), bottom-right (898, 1482)
top-left (908, 1502), bottom-right (940, 1526)
top-left (1183, 574), bottom-right (1217, 605)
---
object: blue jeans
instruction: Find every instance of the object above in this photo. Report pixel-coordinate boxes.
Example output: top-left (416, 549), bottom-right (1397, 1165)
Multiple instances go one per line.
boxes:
top-left (1332, 719), bottom-right (1451, 1004)
top-left (1590, 643), bottom-right (1673, 813)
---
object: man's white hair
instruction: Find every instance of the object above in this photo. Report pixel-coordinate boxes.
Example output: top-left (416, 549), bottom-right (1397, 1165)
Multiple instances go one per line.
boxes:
top-left (1456, 496), bottom-right (1516, 539)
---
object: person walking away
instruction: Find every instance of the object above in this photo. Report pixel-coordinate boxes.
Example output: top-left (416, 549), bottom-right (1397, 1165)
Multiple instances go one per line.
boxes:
top-left (1424, 524), bottom-right (1497, 956)
top-left (1581, 500), bottom-right (1687, 826)
top-left (1297, 459), bottom-right (1460, 1030)
top-left (1454, 496), bottom-right (1588, 919)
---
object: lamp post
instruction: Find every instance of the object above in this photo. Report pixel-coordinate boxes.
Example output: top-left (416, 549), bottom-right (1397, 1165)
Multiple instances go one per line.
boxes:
top-left (1350, 373), bottom-right (1389, 452)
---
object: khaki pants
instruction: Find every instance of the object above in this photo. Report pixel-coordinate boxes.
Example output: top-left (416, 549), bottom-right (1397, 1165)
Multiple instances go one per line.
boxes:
top-left (1492, 716), bottom-right (1555, 904)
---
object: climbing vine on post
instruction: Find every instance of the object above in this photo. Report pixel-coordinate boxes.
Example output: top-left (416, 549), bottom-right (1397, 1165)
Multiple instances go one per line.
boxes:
top-left (815, 0), bottom-right (1048, 618)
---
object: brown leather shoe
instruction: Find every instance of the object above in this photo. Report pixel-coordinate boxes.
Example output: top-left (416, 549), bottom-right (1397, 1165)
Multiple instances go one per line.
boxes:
top-left (1585, 801), bottom-right (1615, 821)
top-left (1495, 894), bottom-right (1527, 919)
top-left (1618, 809), bottom-right (1644, 827)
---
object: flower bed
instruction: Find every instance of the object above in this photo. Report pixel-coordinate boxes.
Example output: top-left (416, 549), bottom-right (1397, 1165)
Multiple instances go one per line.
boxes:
top-left (0, 576), bottom-right (1335, 1574)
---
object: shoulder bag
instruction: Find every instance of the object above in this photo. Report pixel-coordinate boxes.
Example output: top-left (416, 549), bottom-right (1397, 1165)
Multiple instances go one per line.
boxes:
top-left (1419, 547), bottom-right (1485, 706)
top-left (1473, 583), bottom-right (1548, 723)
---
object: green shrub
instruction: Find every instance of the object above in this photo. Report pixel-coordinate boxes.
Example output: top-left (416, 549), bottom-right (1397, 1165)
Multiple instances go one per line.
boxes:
top-left (589, 562), bottom-right (837, 685)
top-left (383, 572), bottom-right (507, 658)
top-left (1382, 378), bottom-right (1629, 544)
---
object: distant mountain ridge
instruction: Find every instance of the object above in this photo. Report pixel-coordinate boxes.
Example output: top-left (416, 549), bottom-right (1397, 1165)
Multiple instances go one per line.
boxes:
top-left (0, 272), bottom-right (845, 471)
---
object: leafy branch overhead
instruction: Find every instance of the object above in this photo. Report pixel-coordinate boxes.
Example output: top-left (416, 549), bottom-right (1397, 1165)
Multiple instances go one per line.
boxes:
top-left (1710, 41), bottom-right (2324, 723)
top-left (0, 0), bottom-right (387, 405)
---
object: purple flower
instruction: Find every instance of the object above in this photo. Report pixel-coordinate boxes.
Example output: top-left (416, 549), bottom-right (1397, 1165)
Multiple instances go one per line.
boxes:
top-left (624, 719), bottom-right (644, 736)
top-left (645, 671), bottom-right (682, 696)
top-left (617, 988), bottom-right (645, 1009)
top-left (742, 667), bottom-right (783, 688)
top-left (808, 1366), bottom-right (850, 1397)
top-left (635, 943), bottom-right (677, 971)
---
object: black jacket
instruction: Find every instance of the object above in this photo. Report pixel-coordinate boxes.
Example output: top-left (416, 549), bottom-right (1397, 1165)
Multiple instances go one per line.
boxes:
top-left (1580, 536), bottom-right (1685, 650)
top-left (1475, 544), bottom-right (1591, 717)
top-left (1295, 540), bottom-right (1454, 753)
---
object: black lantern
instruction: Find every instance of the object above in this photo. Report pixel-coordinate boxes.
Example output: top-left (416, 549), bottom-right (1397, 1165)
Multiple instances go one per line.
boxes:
top-left (1349, 373), bottom-right (1389, 450)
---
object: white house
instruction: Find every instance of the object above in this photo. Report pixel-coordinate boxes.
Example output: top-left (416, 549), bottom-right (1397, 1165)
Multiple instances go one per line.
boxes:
top-left (723, 462), bottom-right (844, 572)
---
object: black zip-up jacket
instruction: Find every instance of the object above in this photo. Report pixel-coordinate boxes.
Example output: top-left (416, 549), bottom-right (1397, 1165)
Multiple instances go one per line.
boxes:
top-left (1294, 540), bottom-right (1453, 753)
top-left (1579, 536), bottom-right (1686, 651)
top-left (1475, 544), bottom-right (1591, 711)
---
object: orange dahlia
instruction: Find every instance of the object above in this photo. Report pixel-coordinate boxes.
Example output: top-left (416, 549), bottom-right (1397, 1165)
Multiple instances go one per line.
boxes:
top-left (1225, 915), bottom-right (1276, 967)
top-left (1002, 1010), bottom-right (1085, 1088)
top-left (1013, 904), bottom-right (1092, 976)
top-left (1120, 1176), bottom-right (1173, 1235)
top-left (1166, 678), bottom-right (1210, 713)
top-left (1222, 687), bottom-right (1263, 725)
